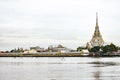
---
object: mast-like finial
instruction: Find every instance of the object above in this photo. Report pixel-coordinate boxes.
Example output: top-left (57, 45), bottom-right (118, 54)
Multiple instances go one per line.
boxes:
top-left (96, 12), bottom-right (98, 26)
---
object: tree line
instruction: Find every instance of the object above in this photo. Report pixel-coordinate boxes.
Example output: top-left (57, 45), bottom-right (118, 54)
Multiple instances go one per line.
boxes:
top-left (77, 43), bottom-right (119, 53)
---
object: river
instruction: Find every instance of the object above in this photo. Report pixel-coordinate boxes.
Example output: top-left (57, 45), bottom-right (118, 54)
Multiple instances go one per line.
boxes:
top-left (0, 57), bottom-right (120, 80)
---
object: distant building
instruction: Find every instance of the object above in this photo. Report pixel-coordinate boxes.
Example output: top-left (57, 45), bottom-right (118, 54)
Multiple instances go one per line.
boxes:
top-left (48, 44), bottom-right (71, 53)
top-left (88, 13), bottom-right (104, 48)
top-left (30, 46), bottom-right (44, 52)
top-left (80, 49), bottom-right (89, 56)
top-left (24, 49), bottom-right (37, 54)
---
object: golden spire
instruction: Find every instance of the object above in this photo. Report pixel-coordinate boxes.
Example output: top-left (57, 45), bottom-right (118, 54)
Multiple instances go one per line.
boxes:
top-left (90, 13), bottom-right (104, 47)
top-left (94, 12), bottom-right (100, 37)
top-left (96, 12), bottom-right (98, 27)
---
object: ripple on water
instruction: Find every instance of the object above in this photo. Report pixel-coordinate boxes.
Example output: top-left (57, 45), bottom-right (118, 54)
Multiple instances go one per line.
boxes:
top-left (88, 61), bottom-right (120, 67)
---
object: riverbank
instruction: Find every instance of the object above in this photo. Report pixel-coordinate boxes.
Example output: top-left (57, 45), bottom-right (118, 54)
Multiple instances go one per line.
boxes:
top-left (0, 53), bottom-right (89, 57)
top-left (0, 53), bottom-right (120, 57)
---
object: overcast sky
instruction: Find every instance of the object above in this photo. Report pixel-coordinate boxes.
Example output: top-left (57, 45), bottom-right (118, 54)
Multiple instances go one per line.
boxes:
top-left (0, 0), bottom-right (120, 50)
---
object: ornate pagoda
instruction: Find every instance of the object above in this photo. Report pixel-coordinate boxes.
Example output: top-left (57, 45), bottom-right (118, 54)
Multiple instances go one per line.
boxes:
top-left (90, 13), bottom-right (104, 47)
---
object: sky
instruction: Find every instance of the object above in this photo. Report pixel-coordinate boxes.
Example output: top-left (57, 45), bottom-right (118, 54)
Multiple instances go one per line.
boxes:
top-left (0, 0), bottom-right (120, 50)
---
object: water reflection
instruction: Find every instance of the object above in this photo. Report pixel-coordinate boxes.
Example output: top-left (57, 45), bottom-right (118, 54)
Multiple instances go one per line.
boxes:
top-left (94, 71), bottom-right (100, 80)
top-left (89, 61), bottom-right (119, 67)
top-left (91, 60), bottom-right (120, 80)
top-left (93, 62), bottom-right (101, 80)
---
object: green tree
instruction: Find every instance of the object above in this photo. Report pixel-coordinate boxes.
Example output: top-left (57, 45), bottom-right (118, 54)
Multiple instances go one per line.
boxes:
top-left (101, 43), bottom-right (118, 53)
top-left (118, 47), bottom-right (120, 50)
top-left (90, 46), bottom-right (100, 52)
